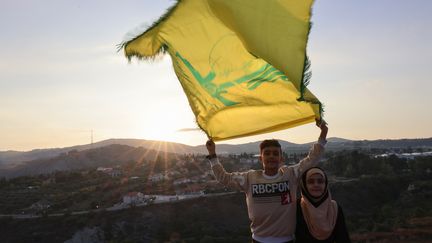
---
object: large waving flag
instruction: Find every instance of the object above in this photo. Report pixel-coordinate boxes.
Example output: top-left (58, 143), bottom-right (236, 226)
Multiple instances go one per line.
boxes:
top-left (121, 0), bottom-right (322, 141)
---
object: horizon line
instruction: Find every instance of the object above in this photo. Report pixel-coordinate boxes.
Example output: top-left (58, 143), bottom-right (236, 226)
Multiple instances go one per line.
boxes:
top-left (2, 136), bottom-right (432, 153)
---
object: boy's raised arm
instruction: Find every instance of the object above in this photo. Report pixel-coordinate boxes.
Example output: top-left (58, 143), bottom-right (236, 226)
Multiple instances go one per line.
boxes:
top-left (318, 119), bottom-right (328, 145)
top-left (291, 120), bottom-right (328, 179)
top-left (206, 140), bottom-right (248, 191)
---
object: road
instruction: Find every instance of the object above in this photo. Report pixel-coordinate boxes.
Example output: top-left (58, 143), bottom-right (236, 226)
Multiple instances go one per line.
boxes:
top-left (0, 192), bottom-right (237, 219)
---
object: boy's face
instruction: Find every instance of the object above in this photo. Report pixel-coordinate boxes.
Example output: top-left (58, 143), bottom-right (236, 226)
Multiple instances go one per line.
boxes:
top-left (260, 146), bottom-right (283, 171)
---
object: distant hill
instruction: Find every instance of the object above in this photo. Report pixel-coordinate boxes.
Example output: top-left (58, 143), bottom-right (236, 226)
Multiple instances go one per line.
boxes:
top-left (0, 139), bottom-right (193, 168)
top-left (0, 139), bottom-right (299, 167)
top-left (1, 137), bottom-right (431, 169)
top-left (0, 144), bottom-right (177, 178)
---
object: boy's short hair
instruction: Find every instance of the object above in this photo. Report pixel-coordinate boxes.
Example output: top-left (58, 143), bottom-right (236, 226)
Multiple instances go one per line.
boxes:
top-left (259, 139), bottom-right (281, 152)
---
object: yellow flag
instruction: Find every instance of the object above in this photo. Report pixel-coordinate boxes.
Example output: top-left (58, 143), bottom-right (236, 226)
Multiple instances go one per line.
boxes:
top-left (121, 0), bottom-right (322, 141)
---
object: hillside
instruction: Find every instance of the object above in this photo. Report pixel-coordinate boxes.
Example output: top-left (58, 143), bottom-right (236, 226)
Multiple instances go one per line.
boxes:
top-left (0, 149), bottom-right (431, 242)
top-left (1, 192), bottom-right (431, 242)
top-left (2, 137), bottom-right (432, 168)
top-left (0, 144), bottom-right (177, 178)
top-left (2, 137), bottom-right (432, 178)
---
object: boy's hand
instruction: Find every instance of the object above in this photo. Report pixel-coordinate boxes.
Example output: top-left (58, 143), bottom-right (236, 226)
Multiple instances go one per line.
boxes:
top-left (206, 139), bottom-right (216, 155)
top-left (316, 119), bottom-right (328, 140)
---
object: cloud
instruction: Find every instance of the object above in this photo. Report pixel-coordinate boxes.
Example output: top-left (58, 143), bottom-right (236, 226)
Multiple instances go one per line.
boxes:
top-left (177, 128), bottom-right (201, 132)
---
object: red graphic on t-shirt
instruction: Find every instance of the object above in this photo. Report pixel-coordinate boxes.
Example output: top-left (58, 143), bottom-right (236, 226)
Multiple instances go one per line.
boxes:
top-left (281, 192), bottom-right (291, 205)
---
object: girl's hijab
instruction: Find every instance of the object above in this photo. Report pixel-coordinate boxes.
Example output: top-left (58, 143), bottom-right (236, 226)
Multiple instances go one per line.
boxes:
top-left (300, 167), bottom-right (338, 240)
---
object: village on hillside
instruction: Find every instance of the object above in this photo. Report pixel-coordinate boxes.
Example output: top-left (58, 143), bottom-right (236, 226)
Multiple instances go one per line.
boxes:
top-left (1, 147), bottom-right (431, 242)
top-left (0, 152), bottom-right (265, 216)
top-left (2, 147), bottom-right (431, 218)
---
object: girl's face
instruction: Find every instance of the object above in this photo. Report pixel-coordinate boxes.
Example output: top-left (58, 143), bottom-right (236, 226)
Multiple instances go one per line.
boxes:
top-left (306, 173), bottom-right (326, 198)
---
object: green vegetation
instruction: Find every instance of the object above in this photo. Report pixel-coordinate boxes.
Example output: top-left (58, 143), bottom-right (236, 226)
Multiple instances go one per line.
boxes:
top-left (0, 154), bottom-right (203, 214)
top-left (321, 150), bottom-right (432, 236)
top-left (0, 150), bottom-right (431, 242)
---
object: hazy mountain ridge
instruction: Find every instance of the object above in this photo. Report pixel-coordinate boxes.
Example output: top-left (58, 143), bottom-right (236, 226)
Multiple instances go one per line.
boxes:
top-left (0, 144), bottom-right (176, 178)
top-left (1, 137), bottom-right (431, 170)
top-left (0, 139), bottom-right (297, 166)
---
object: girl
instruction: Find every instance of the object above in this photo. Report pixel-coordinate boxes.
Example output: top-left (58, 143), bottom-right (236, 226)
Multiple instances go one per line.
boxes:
top-left (295, 167), bottom-right (351, 243)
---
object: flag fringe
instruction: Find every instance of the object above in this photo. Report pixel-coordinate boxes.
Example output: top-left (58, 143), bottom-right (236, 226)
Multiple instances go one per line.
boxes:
top-left (298, 19), bottom-right (325, 118)
top-left (117, 0), bottom-right (182, 60)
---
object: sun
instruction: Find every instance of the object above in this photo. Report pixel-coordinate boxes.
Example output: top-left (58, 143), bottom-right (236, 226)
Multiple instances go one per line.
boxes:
top-left (138, 113), bottom-right (180, 142)
top-left (134, 103), bottom-right (200, 143)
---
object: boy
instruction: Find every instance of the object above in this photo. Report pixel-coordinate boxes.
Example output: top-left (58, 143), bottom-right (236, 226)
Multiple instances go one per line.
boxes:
top-left (206, 121), bottom-right (328, 243)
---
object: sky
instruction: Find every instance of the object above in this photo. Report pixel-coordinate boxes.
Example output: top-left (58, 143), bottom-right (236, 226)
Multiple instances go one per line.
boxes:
top-left (1, 0), bottom-right (431, 151)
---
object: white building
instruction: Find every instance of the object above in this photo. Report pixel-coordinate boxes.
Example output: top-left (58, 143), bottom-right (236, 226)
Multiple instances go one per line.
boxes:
top-left (122, 192), bottom-right (145, 205)
top-left (240, 158), bottom-right (259, 164)
top-left (30, 199), bottom-right (51, 211)
top-left (96, 167), bottom-right (122, 177)
top-left (149, 173), bottom-right (167, 182)
top-left (173, 178), bottom-right (191, 185)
